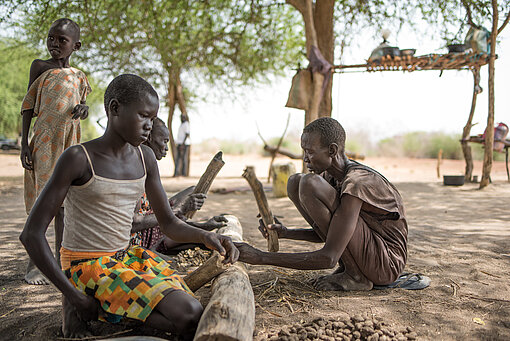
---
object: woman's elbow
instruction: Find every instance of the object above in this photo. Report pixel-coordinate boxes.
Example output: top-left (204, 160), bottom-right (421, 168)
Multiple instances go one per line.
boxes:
top-left (19, 229), bottom-right (32, 249)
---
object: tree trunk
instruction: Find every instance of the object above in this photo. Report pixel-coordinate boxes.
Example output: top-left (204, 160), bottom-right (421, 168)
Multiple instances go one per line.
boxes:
top-left (174, 72), bottom-right (191, 176)
top-left (287, 0), bottom-right (323, 122)
top-left (287, 0), bottom-right (329, 171)
top-left (167, 71), bottom-right (177, 163)
top-left (480, 1), bottom-right (498, 188)
top-left (462, 67), bottom-right (481, 182)
top-left (314, 0), bottom-right (334, 117)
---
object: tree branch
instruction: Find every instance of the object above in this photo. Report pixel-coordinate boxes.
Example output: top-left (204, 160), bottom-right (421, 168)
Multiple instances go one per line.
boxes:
top-left (498, 10), bottom-right (510, 35)
top-left (461, 0), bottom-right (476, 28)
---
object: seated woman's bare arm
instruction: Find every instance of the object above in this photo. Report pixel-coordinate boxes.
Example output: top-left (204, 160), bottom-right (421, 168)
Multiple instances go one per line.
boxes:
top-left (19, 146), bottom-right (99, 320)
top-left (237, 194), bottom-right (363, 270)
top-left (142, 145), bottom-right (239, 263)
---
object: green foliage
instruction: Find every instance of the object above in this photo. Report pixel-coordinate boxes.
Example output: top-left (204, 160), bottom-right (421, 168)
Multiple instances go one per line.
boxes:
top-left (0, 37), bottom-right (105, 140)
top-left (194, 138), bottom-right (259, 155)
top-left (2, 1), bottom-right (305, 99)
top-left (426, 133), bottom-right (463, 159)
top-left (80, 77), bottom-right (107, 142)
top-left (376, 131), bottom-right (465, 160)
top-left (0, 39), bottom-right (39, 137)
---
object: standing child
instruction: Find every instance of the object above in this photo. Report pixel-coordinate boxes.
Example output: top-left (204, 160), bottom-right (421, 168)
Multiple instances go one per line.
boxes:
top-left (20, 74), bottom-right (238, 339)
top-left (20, 18), bottom-right (91, 285)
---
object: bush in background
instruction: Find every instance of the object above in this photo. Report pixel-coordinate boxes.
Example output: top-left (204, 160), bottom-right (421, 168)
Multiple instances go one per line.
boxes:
top-left (194, 138), bottom-right (260, 155)
top-left (192, 130), bottom-right (504, 161)
top-left (376, 131), bottom-right (464, 159)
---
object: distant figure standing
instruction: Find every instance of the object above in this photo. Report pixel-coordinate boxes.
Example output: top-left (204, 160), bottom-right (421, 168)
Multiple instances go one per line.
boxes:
top-left (174, 113), bottom-right (190, 177)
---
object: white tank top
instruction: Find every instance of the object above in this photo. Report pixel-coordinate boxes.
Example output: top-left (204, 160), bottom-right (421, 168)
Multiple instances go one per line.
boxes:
top-left (62, 145), bottom-right (146, 252)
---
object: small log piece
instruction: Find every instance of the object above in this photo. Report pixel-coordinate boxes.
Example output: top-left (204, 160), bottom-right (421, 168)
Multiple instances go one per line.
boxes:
top-left (186, 151), bottom-right (225, 219)
top-left (242, 166), bottom-right (279, 252)
top-left (184, 251), bottom-right (229, 292)
top-left (194, 215), bottom-right (255, 341)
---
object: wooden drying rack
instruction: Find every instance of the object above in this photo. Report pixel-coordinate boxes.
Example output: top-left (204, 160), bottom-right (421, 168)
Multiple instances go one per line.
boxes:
top-left (332, 52), bottom-right (500, 183)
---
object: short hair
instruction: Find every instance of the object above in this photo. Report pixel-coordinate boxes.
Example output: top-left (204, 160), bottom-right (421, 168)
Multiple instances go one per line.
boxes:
top-left (104, 74), bottom-right (159, 112)
top-left (51, 18), bottom-right (80, 40)
top-left (303, 117), bottom-right (346, 150)
top-left (151, 117), bottom-right (169, 136)
top-left (153, 117), bottom-right (167, 130)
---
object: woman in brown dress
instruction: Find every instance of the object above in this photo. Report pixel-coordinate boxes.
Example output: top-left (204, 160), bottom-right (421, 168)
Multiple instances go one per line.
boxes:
top-left (237, 117), bottom-right (407, 291)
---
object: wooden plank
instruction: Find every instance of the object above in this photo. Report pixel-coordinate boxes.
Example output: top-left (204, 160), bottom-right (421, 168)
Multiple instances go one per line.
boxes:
top-left (186, 151), bottom-right (225, 219)
top-left (242, 166), bottom-right (279, 252)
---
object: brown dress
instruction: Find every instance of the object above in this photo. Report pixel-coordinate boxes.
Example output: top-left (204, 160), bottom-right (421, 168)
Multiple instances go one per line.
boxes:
top-left (21, 67), bottom-right (91, 214)
top-left (323, 161), bottom-right (408, 285)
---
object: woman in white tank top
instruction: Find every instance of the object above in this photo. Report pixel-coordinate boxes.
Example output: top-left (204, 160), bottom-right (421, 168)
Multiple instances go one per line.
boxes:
top-left (20, 74), bottom-right (239, 339)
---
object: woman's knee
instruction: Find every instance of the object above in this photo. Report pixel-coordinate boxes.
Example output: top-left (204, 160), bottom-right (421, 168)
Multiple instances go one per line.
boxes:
top-left (298, 173), bottom-right (323, 200)
top-left (157, 291), bottom-right (203, 333)
top-left (287, 173), bottom-right (304, 202)
top-left (174, 296), bottom-right (203, 331)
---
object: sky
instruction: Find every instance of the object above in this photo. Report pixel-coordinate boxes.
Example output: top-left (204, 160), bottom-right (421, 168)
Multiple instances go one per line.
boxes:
top-left (167, 24), bottom-right (510, 145)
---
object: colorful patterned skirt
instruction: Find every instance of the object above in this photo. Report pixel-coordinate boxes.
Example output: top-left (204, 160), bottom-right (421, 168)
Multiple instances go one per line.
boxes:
top-left (64, 245), bottom-right (192, 322)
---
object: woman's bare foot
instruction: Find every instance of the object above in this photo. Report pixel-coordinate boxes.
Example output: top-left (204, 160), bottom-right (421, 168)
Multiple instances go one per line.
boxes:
top-left (25, 260), bottom-right (49, 285)
top-left (313, 271), bottom-right (373, 291)
top-left (62, 298), bottom-right (92, 338)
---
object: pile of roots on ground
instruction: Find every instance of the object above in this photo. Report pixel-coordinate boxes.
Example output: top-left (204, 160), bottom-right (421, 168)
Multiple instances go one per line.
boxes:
top-left (174, 247), bottom-right (211, 272)
top-left (266, 315), bottom-right (418, 341)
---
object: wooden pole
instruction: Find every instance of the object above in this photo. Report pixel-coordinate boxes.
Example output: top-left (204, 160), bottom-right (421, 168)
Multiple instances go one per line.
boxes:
top-left (242, 166), bottom-right (279, 252)
top-left (267, 114), bottom-right (291, 183)
top-left (461, 67), bottom-right (481, 182)
top-left (193, 215), bottom-right (255, 341)
top-left (437, 149), bottom-right (443, 178)
top-left (480, 0), bottom-right (499, 188)
top-left (186, 151), bottom-right (225, 219)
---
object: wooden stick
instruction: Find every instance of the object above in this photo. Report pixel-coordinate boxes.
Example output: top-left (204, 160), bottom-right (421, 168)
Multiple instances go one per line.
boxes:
top-left (268, 113), bottom-right (291, 183)
top-left (186, 151), bottom-right (225, 219)
top-left (264, 144), bottom-right (303, 159)
top-left (184, 251), bottom-right (229, 292)
top-left (194, 215), bottom-right (255, 341)
top-left (437, 149), bottom-right (443, 178)
top-left (242, 166), bottom-right (279, 252)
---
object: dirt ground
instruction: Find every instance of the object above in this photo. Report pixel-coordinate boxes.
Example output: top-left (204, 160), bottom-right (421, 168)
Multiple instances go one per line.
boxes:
top-left (0, 151), bottom-right (509, 340)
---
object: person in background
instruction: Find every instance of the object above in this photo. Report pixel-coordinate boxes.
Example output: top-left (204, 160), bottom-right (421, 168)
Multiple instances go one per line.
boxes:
top-left (174, 113), bottom-right (190, 177)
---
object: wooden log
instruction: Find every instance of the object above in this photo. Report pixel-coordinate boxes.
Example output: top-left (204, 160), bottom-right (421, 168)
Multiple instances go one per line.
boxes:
top-left (183, 214), bottom-right (245, 292)
top-left (186, 151), bottom-right (225, 219)
top-left (194, 215), bottom-right (255, 341)
top-left (184, 251), bottom-right (229, 292)
top-left (242, 166), bottom-right (279, 252)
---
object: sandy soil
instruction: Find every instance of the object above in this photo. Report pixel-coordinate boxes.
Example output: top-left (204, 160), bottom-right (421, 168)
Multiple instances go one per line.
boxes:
top-left (0, 151), bottom-right (509, 340)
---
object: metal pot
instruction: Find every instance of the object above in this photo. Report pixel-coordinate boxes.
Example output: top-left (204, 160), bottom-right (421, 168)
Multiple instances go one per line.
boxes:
top-left (447, 44), bottom-right (466, 53)
top-left (380, 46), bottom-right (401, 57)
